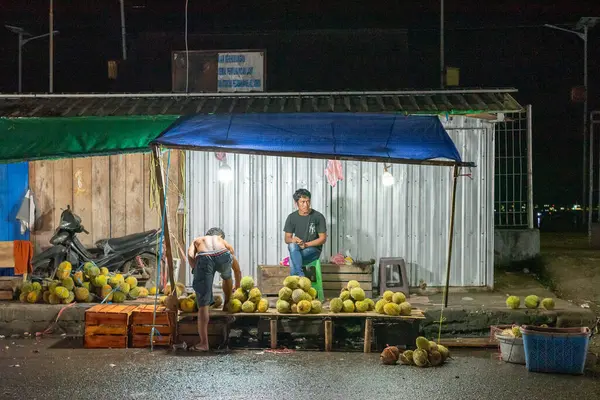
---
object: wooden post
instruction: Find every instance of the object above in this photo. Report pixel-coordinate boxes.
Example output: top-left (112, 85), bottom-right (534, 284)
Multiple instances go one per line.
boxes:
top-left (363, 318), bottom-right (372, 353)
top-left (151, 145), bottom-right (176, 306)
top-left (270, 319), bottom-right (277, 350)
top-left (324, 319), bottom-right (332, 352)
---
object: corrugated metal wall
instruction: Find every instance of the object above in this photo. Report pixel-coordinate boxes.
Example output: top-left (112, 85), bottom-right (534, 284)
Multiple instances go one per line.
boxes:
top-left (186, 116), bottom-right (494, 288)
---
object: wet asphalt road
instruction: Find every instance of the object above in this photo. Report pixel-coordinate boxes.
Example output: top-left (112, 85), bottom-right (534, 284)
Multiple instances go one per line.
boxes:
top-left (1, 338), bottom-right (598, 400)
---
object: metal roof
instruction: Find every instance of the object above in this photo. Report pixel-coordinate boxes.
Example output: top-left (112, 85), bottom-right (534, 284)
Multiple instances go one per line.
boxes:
top-left (0, 89), bottom-right (523, 118)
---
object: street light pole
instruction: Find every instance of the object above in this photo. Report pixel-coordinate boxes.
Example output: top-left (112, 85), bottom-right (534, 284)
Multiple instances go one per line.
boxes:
top-left (440, 0), bottom-right (445, 88)
top-left (49, 0), bottom-right (54, 93)
top-left (545, 18), bottom-right (598, 215)
top-left (6, 25), bottom-right (59, 93)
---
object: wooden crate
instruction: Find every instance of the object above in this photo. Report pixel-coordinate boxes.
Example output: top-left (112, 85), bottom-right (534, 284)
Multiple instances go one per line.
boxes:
top-left (84, 304), bottom-right (137, 349)
top-left (0, 277), bottom-right (19, 300)
top-left (130, 304), bottom-right (176, 348)
top-left (177, 313), bottom-right (228, 347)
top-left (257, 264), bottom-right (374, 300)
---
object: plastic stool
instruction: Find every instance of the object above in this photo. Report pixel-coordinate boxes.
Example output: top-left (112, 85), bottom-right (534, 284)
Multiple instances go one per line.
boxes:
top-left (378, 257), bottom-right (409, 296)
top-left (302, 259), bottom-right (324, 301)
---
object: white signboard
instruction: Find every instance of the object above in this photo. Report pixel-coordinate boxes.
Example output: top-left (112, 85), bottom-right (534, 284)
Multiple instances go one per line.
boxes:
top-left (217, 52), bottom-right (264, 92)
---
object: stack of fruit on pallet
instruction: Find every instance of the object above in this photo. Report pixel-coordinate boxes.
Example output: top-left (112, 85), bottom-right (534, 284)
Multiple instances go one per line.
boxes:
top-left (380, 336), bottom-right (451, 367)
top-left (227, 276), bottom-right (270, 313)
top-left (18, 261), bottom-right (149, 305)
top-left (326, 280), bottom-right (373, 313)
top-left (275, 275), bottom-right (323, 314)
top-left (374, 290), bottom-right (412, 316)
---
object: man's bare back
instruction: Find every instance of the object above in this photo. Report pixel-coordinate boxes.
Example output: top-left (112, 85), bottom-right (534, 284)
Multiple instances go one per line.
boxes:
top-left (187, 235), bottom-right (234, 268)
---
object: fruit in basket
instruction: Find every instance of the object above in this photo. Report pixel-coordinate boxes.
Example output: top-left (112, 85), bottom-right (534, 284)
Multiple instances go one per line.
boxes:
top-left (506, 295), bottom-right (520, 309)
top-left (525, 295), bottom-right (540, 309)
top-left (75, 287), bottom-right (89, 302)
top-left (347, 280), bottom-right (361, 290)
top-left (310, 300), bottom-right (323, 314)
top-left (511, 326), bottom-right (522, 338)
top-left (380, 345), bottom-right (400, 365)
top-left (292, 289), bottom-right (307, 303)
top-left (87, 266), bottom-right (100, 279)
top-left (416, 336), bottom-right (431, 351)
top-left (291, 304), bottom-right (298, 313)
top-left (383, 302), bottom-right (400, 316)
top-left (298, 277), bottom-right (312, 292)
top-left (213, 295), bottom-right (223, 308)
top-left (276, 299), bottom-right (291, 313)
top-left (233, 288), bottom-right (247, 302)
top-left (92, 275), bottom-right (107, 288)
top-left (541, 297), bottom-right (555, 310)
top-left (342, 299), bottom-right (355, 312)
top-left (49, 281), bottom-right (60, 295)
top-left (283, 276), bottom-right (300, 290)
top-left (413, 349), bottom-right (429, 367)
top-left (101, 285), bottom-right (114, 301)
top-left (241, 276), bottom-right (254, 292)
top-left (228, 299), bottom-right (242, 313)
top-left (375, 299), bottom-right (387, 314)
top-left (149, 286), bottom-right (158, 295)
top-left (54, 286), bottom-right (69, 300)
top-left (350, 287), bottom-right (366, 301)
top-left (400, 350), bottom-right (414, 365)
top-left (257, 298), bottom-right (269, 313)
top-left (109, 274), bottom-right (125, 288)
top-left (100, 267), bottom-right (109, 276)
top-left (279, 287), bottom-right (292, 301)
top-left (73, 271), bottom-right (84, 286)
top-left (364, 298), bottom-right (375, 311)
top-left (26, 290), bottom-right (41, 303)
top-left (113, 291), bottom-right (126, 303)
top-left (242, 300), bottom-right (256, 313)
top-left (428, 351), bottom-right (443, 367)
top-left (383, 290), bottom-right (394, 302)
top-left (340, 289), bottom-right (351, 302)
top-left (179, 297), bottom-right (196, 312)
top-left (399, 302), bottom-right (412, 316)
top-left (297, 300), bottom-right (312, 314)
top-left (437, 344), bottom-right (450, 362)
top-left (49, 294), bottom-right (61, 305)
top-left (125, 276), bottom-right (138, 289)
top-left (392, 292), bottom-right (406, 304)
top-left (62, 291), bottom-right (75, 304)
top-left (129, 287), bottom-right (142, 300)
top-left (355, 300), bottom-right (369, 312)
top-left (308, 287), bottom-right (317, 300)
top-left (329, 298), bottom-right (343, 313)
top-left (248, 288), bottom-right (262, 303)
top-left (118, 282), bottom-right (131, 294)
top-left (138, 287), bottom-right (149, 298)
top-left (56, 261), bottom-right (72, 280)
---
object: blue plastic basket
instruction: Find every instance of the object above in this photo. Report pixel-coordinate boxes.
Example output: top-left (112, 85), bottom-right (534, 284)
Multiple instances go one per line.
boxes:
top-left (521, 325), bottom-right (591, 375)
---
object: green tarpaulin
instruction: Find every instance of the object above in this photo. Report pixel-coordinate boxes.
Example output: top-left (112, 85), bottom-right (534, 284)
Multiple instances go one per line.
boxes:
top-left (0, 116), bottom-right (179, 163)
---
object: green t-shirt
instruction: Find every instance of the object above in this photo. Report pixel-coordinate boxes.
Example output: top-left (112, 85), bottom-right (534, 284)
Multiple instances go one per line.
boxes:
top-left (283, 210), bottom-right (327, 251)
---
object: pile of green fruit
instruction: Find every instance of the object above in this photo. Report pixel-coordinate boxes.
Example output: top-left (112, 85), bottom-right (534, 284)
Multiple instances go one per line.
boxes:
top-left (276, 275), bottom-right (323, 314)
top-left (380, 336), bottom-right (450, 367)
top-left (374, 290), bottom-right (412, 316)
top-left (505, 295), bottom-right (555, 310)
top-left (327, 280), bottom-right (373, 313)
top-left (18, 261), bottom-right (150, 305)
top-left (226, 276), bottom-right (269, 313)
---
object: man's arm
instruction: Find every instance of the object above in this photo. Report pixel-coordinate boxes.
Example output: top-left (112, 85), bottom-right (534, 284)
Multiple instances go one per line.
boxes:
top-left (231, 256), bottom-right (241, 289)
top-left (283, 214), bottom-right (301, 244)
top-left (187, 241), bottom-right (196, 269)
top-left (223, 239), bottom-right (235, 255)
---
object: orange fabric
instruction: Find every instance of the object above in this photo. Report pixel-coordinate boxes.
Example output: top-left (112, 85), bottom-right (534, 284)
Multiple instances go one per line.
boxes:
top-left (13, 240), bottom-right (33, 275)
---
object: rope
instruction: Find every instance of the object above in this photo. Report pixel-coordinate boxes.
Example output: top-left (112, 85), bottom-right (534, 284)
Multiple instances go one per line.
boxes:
top-left (150, 149), bottom-right (171, 351)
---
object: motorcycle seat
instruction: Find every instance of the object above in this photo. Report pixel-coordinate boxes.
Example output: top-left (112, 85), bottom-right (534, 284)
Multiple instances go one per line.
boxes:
top-left (98, 229), bottom-right (159, 251)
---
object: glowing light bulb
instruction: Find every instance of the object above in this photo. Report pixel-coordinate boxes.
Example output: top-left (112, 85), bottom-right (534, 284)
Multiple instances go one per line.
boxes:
top-left (218, 162), bottom-right (233, 182)
top-left (382, 170), bottom-right (395, 186)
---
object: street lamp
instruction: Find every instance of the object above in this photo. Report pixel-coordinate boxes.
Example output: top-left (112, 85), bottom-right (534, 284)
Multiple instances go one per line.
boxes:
top-left (5, 25), bottom-right (59, 93)
top-left (545, 17), bottom-right (599, 213)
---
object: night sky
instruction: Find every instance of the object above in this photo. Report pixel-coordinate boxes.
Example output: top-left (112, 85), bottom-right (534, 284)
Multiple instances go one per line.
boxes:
top-left (1, 0), bottom-right (600, 205)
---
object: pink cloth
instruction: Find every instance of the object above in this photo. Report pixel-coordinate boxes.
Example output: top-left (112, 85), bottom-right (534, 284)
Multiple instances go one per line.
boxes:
top-left (325, 160), bottom-right (344, 187)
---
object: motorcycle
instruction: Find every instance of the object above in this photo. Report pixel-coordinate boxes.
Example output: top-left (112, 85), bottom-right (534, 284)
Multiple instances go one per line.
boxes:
top-left (31, 205), bottom-right (162, 286)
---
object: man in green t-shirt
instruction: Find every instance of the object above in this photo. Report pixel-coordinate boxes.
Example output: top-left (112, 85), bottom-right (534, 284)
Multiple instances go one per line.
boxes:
top-left (283, 189), bottom-right (327, 276)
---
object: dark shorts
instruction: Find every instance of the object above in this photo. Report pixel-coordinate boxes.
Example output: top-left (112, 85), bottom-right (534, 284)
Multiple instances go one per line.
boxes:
top-left (192, 250), bottom-right (233, 307)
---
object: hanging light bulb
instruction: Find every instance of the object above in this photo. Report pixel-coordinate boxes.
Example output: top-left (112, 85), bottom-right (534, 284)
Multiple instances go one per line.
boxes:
top-left (218, 161), bottom-right (233, 183)
top-left (382, 165), bottom-right (395, 187)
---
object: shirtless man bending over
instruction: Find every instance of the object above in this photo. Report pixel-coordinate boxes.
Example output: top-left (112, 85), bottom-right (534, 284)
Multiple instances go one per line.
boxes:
top-left (187, 227), bottom-right (240, 351)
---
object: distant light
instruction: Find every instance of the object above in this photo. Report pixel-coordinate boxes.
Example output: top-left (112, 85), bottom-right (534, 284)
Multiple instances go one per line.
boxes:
top-left (218, 162), bottom-right (233, 183)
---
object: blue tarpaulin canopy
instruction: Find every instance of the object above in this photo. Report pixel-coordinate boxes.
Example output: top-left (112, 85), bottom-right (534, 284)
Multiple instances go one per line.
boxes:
top-left (153, 113), bottom-right (468, 166)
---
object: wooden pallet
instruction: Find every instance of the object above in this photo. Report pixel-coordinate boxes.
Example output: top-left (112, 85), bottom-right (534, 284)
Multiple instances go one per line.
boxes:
top-left (177, 313), bottom-right (229, 347)
top-left (84, 304), bottom-right (137, 349)
top-left (130, 304), bottom-right (176, 348)
top-left (0, 277), bottom-right (19, 300)
top-left (257, 264), bottom-right (374, 300)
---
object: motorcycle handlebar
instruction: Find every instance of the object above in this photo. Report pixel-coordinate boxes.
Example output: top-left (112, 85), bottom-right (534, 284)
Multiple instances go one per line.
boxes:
top-left (82, 227), bottom-right (89, 235)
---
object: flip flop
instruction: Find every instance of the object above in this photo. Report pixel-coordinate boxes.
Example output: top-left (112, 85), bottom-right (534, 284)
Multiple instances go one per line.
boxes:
top-left (189, 344), bottom-right (209, 352)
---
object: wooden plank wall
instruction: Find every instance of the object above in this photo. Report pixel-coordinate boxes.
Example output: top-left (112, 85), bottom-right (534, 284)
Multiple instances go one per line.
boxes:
top-left (28, 151), bottom-right (184, 253)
